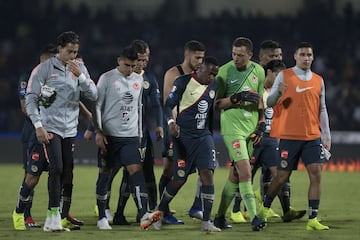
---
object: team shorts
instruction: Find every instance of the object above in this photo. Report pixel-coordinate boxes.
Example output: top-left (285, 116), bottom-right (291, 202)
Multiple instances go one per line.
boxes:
top-left (277, 138), bottom-right (324, 171)
top-left (252, 134), bottom-right (279, 169)
top-left (173, 134), bottom-right (216, 180)
top-left (98, 136), bottom-right (141, 170)
top-left (26, 131), bottom-right (48, 176)
top-left (223, 135), bottom-right (250, 162)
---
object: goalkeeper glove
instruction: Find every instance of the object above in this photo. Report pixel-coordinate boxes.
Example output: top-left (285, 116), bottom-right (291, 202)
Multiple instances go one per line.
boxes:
top-left (250, 121), bottom-right (266, 147)
top-left (230, 90), bottom-right (260, 104)
top-left (38, 85), bottom-right (57, 108)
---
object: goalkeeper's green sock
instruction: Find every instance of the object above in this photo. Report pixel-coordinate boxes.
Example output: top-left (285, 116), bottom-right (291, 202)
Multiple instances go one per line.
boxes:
top-left (216, 179), bottom-right (238, 217)
top-left (239, 182), bottom-right (257, 221)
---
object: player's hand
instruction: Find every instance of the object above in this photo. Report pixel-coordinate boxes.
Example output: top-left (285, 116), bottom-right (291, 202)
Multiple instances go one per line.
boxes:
top-left (66, 60), bottom-right (82, 77)
top-left (95, 130), bottom-right (108, 154)
top-left (278, 82), bottom-right (287, 95)
top-left (36, 127), bottom-right (51, 144)
top-left (155, 126), bottom-right (164, 141)
top-left (84, 130), bottom-right (94, 142)
top-left (230, 90), bottom-right (260, 104)
top-left (250, 121), bottom-right (266, 147)
top-left (169, 122), bottom-right (180, 138)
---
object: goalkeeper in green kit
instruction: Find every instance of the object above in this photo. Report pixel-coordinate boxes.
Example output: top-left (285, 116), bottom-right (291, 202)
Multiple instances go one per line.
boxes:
top-left (214, 37), bottom-right (266, 231)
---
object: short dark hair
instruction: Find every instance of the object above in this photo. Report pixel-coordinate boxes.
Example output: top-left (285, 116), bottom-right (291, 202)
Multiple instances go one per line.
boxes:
top-left (203, 56), bottom-right (219, 66)
top-left (56, 31), bottom-right (80, 47)
top-left (184, 40), bottom-right (206, 52)
top-left (40, 43), bottom-right (57, 55)
top-left (264, 59), bottom-right (286, 74)
top-left (296, 42), bottom-right (313, 50)
top-left (233, 37), bottom-right (253, 52)
top-left (260, 40), bottom-right (281, 50)
top-left (119, 45), bottom-right (138, 61)
top-left (131, 39), bottom-right (148, 54)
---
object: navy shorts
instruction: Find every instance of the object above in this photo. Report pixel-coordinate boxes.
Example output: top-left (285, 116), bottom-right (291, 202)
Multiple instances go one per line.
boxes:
top-left (173, 134), bottom-right (216, 180)
top-left (277, 138), bottom-right (324, 171)
top-left (252, 134), bottom-right (279, 169)
top-left (98, 136), bottom-right (141, 170)
top-left (26, 131), bottom-right (49, 176)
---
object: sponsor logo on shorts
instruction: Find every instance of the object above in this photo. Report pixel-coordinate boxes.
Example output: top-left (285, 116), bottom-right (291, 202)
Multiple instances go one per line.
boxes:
top-left (177, 159), bottom-right (186, 168)
top-left (31, 165), bottom-right (38, 173)
top-left (177, 170), bottom-right (185, 177)
top-left (280, 160), bottom-right (288, 168)
top-left (281, 150), bottom-right (288, 159)
top-left (232, 140), bottom-right (240, 149)
top-left (32, 152), bottom-right (40, 161)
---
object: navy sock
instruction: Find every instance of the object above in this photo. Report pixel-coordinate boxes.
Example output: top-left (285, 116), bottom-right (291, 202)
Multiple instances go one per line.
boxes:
top-left (129, 171), bottom-right (148, 218)
top-left (158, 174), bottom-right (171, 214)
top-left (96, 173), bottom-right (110, 219)
top-left (201, 185), bottom-right (214, 221)
top-left (309, 199), bottom-right (320, 219)
top-left (16, 181), bottom-right (33, 213)
top-left (279, 182), bottom-right (290, 213)
top-left (158, 182), bottom-right (178, 212)
top-left (115, 170), bottom-right (131, 216)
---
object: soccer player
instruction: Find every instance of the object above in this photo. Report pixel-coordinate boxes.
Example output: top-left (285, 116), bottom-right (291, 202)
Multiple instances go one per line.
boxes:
top-left (94, 45), bottom-right (161, 230)
top-left (259, 42), bottom-right (331, 231)
top-left (14, 44), bottom-right (57, 230)
top-left (254, 59), bottom-right (305, 222)
top-left (108, 40), bottom-right (164, 225)
top-left (17, 31), bottom-right (98, 232)
top-left (213, 37), bottom-right (266, 231)
top-left (231, 40), bottom-right (306, 223)
top-left (154, 56), bottom-right (221, 232)
top-left (159, 40), bottom-right (206, 223)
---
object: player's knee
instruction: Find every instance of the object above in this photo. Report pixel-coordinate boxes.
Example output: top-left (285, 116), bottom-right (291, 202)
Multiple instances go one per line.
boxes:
top-left (25, 174), bottom-right (40, 188)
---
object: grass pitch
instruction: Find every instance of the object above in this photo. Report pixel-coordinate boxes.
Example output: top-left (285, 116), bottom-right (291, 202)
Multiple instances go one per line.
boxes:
top-left (0, 164), bottom-right (359, 240)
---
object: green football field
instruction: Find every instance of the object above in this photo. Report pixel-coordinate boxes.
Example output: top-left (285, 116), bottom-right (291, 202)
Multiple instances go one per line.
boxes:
top-left (0, 164), bottom-right (359, 240)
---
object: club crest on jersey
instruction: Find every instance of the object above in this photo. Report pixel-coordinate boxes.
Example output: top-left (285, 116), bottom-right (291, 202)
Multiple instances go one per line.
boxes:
top-left (133, 82), bottom-right (140, 90)
top-left (209, 90), bottom-right (215, 99)
top-left (281, 150), bottom-right (288, 159)
top-left (143, 81), bottom-right (150, 89)
top-left (252, 76), bottom-right (258, 83)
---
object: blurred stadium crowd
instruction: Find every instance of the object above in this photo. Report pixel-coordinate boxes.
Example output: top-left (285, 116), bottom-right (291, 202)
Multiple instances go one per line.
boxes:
top-left (1, 0), bottom-right (360, 132)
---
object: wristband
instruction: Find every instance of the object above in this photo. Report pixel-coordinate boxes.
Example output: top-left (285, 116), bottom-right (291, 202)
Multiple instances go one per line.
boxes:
top-left (34, 121), bottom-right (43, 129)
top-left (78, 73), bottom-right (86, 83)
top-left (167, 119), bottom-right (175, 126)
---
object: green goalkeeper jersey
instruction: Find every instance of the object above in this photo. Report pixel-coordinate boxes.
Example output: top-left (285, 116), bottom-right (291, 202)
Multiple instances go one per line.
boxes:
top-left (216, 60), bottom-right (265, 138)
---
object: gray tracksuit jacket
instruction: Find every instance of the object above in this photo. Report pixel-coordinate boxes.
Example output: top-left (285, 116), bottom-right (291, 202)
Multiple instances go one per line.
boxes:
top-left (26, 55), bottom-right (97, 138)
